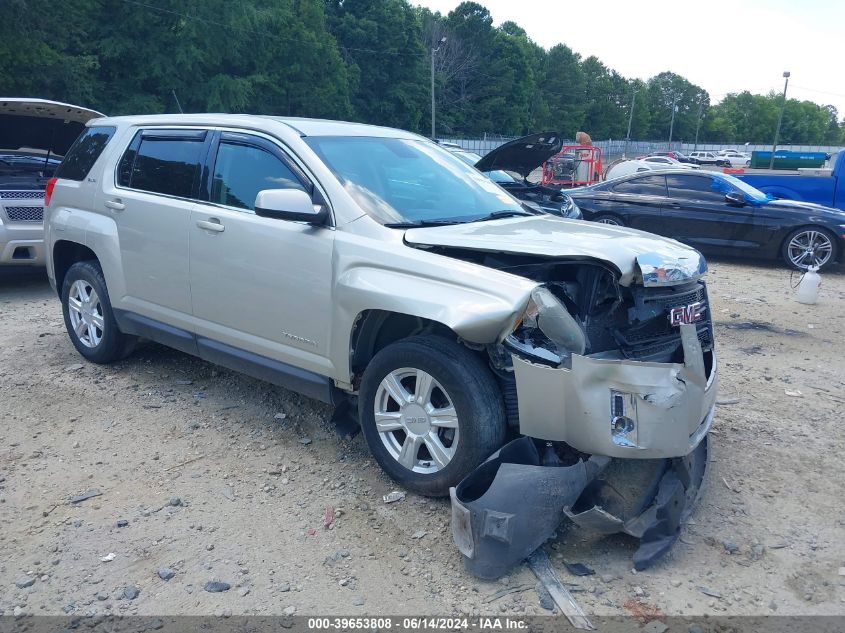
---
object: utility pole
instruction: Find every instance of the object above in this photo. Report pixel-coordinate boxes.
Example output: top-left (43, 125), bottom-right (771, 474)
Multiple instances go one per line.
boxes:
top-left (667, 92), bottom-right (677, 149)
top-left (430, 37), bottom-right (446, 139)
top-left (769, 71), bottom-right (791, 169)
top-left (693, 96), bottom-right (704, 151)
top-left (624, 89), bottom-right (637, 158)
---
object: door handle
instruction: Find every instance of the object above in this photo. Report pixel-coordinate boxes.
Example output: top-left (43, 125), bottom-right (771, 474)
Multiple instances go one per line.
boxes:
top-left (104, 199), bottom-right (125, 211)
top-left (196, 218), bottom-right (225, 233)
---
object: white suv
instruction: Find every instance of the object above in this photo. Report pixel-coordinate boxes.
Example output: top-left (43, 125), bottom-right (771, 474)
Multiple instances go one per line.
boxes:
top-left (688, 151), bottom-right (728, 166)
top-left (45, 114), bottom-right (717, 497)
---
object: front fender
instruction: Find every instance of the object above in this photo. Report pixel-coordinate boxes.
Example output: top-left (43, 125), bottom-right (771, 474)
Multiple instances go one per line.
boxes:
top-left (329, 238), bottom-right (537, 384)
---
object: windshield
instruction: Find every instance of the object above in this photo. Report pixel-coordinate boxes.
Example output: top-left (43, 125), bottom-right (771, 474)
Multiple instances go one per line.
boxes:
top-left (304, 136), bottom-right (524, 225)
top-left (718, 173), bottom-right (771, 203)
top-left (485, 169), bottom-right (518, 183)
top-left (452, 150), bottom-right (482, 166)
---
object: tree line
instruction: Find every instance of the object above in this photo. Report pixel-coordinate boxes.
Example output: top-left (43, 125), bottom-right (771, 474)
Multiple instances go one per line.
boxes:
top-left (2, 0), bottom-right (842, 145)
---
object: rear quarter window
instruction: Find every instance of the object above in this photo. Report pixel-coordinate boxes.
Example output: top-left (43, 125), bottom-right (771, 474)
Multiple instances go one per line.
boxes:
top-left (55, 126), bottom-right (116, 181)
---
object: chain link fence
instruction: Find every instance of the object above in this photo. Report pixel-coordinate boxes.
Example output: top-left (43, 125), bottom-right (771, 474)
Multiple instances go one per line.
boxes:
top-left (439, 136), bottom-right (844, 162)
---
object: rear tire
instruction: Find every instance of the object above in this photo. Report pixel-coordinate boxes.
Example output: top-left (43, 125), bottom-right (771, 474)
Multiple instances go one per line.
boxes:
top-left (593, 214), bottom-right (625, 227)
top-left (61, 260), bottom-right (136, 364)
top-left (358, 335), bottom-right (506, 497)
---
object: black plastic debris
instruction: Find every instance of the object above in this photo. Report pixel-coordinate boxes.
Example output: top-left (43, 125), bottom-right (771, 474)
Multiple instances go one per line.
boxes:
top-left (451, 434), bottom-right (710, 578)
top-left (563, 562), bottom-right (595, 577)
top-left (450, 436), bottom-right (609, 580)
top-left (565, 434), bottom-right (709, 571)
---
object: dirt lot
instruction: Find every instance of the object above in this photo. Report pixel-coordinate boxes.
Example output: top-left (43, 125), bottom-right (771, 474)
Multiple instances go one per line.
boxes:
top-left (1, 259), bottom-right (844, 620)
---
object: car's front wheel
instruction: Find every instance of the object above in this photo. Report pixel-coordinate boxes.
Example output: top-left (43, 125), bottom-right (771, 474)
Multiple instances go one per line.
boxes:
top-left (61, 260), bottom-right (136, 363)
top-left (781, 227), bottom-right (838, 271)
top-left (359, 335), bottom-right (506, 497)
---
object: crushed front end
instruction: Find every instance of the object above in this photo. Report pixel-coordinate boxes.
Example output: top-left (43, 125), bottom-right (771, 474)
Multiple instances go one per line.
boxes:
top-left (451, 250), bottom-right (717, 576)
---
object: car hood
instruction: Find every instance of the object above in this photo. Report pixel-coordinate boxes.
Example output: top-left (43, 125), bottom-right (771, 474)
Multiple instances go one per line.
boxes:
top-left (0, 98), bottom-right (104, 156)
top-left (405, 216), bottom-right (707, 287)
top-left (474, 132), bottom-right (562, 178)
top-left (763, 198), bottom-right (845, 218)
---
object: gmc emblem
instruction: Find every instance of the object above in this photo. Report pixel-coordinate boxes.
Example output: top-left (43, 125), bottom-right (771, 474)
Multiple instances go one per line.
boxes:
top-left (669, 301), bottom-right (704, 326)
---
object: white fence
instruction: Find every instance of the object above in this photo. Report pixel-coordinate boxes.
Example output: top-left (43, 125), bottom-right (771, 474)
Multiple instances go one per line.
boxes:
top-left (440, 136), bottom-right (844, 159)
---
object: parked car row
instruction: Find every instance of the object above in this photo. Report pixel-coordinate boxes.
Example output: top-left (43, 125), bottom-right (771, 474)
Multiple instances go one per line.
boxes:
top-left (639, 149), bottom-right (751, 167)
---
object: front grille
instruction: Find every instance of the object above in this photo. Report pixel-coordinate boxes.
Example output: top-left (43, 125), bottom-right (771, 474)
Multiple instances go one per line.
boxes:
top-left (0, 190), bottom-right (44, 200)
top-left (614, 281), bottom-right (713, 361)
top-left (4, 206), bottom-right (44, 222)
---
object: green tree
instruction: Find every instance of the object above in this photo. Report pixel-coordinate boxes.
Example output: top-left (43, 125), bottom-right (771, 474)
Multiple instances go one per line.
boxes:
top-left (326, 0), bottom-right (426, 131)
top-left (535, 44), bottom-right (585, 137)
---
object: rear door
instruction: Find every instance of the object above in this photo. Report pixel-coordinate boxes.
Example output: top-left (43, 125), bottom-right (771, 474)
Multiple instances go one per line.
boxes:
top-left (601, 174), bottom-right (668, 233)
top-left (661, 173), bottom-right (752, 253)
top-left (97, 128), bottom-right (208, 330)
top-left (189, 131), bottom-right (335, 378)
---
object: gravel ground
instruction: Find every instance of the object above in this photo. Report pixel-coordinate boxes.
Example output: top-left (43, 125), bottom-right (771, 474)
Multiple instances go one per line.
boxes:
top-left (1, 259), bottom-right (844, 619)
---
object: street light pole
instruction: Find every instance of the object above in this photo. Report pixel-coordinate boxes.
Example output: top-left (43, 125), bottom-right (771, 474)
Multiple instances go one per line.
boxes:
top-left (693, 96), bottom-right (704, 151)
top-left (668, 92), bottom-right (677, 149)
top-left (769, 71), bottom-right (791, 169)
top-left (430, 37), bottom-right (446, 140)
top-left (624, 89), bottom-right (637, 158)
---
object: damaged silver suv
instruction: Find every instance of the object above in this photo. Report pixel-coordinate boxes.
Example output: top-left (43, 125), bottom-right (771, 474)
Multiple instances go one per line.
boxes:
top-left (45, 116), bottom-right (717, 528)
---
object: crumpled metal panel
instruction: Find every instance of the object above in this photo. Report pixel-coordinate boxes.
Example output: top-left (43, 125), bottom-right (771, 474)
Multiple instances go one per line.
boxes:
top-left (512, 323), bottom-right (716, 458)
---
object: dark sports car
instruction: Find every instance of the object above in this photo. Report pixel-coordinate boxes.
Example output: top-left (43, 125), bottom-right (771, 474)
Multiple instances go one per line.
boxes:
top-left (568, 169), bottom-right (845, 270)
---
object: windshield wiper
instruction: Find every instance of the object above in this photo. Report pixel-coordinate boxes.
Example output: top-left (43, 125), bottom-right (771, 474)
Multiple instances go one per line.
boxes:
top-left (383, 219), bottom-right (461, 228)
top-left (461, 209), bottom-right (535, 223)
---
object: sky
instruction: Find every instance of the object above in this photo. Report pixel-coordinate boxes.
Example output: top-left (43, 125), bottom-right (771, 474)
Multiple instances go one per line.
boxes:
top-left (412, 0), bottom-right (845, 115)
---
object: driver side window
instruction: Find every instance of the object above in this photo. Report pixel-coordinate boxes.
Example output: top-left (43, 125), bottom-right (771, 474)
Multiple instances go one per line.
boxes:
top-left (211, 141), bottom-right (306, 212)
top-left (666, 175), bottom-right (724, 203)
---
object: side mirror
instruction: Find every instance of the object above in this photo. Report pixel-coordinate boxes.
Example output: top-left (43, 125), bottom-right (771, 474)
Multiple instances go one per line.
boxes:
top-left (255, 189), bottom-right (327, 225)
top-left (725, 191), bottom-right (746, 206)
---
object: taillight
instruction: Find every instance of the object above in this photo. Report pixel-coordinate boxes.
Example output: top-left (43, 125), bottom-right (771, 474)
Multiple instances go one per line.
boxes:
top-left (44, 177), bottom-right (58, 207)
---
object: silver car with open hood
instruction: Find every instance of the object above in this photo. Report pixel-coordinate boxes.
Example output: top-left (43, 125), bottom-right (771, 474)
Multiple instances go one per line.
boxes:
top-left (0, 98), bottom-right (103, 266)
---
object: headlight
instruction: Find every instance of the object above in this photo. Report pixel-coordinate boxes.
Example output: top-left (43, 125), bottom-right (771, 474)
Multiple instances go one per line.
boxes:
top-left (568, 202), bottom-right (582, 219)
top-left (505, 287), bottom-right (586, 366)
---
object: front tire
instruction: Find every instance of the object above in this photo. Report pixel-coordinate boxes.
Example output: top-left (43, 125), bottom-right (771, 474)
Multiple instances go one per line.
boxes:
top-left (61, 260), bottom-right (136, 363)
top-left (781, 227), bottom-right (838, 271)
top-left (358, 335), bottom-right (506, 497)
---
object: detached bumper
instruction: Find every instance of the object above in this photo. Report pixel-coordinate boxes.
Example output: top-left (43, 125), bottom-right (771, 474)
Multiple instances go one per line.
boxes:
top-left (512, 323), bottom-right (717, 458)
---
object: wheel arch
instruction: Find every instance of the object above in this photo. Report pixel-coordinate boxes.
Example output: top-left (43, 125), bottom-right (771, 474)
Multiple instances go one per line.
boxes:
top-left (349, 310), bottom-right (462, 385)
top-left (53, 240), bottom-right (99, 295)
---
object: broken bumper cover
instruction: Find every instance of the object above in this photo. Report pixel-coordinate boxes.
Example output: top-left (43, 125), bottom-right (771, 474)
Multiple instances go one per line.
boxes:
top-left (512, 323), bottom-right (717, 458)
top-left (565, 433), bottom-right (710, 571)
top-left (450, 437), bottom-right (608, 580)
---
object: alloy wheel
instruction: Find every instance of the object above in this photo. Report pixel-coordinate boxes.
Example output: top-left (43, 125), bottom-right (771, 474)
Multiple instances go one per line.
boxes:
top-left (67, 279), bottom-right (105, 348)
top-left (373, 367), bottom-right (460, 474)
top-left (787, 230), bottom-right (833, 269)
top-left (596, 217), bottom-right (622, 226)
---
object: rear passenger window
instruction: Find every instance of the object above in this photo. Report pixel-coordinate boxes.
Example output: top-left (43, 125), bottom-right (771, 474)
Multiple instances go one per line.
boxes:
top-left (55, 126), bottom-right (116, 181)
top-left (124, 136), bottom-right (204, 198)
top-left (612, 175), bottom-right (667, 196)
top-left (211, 142), bottom-right (305, 211)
